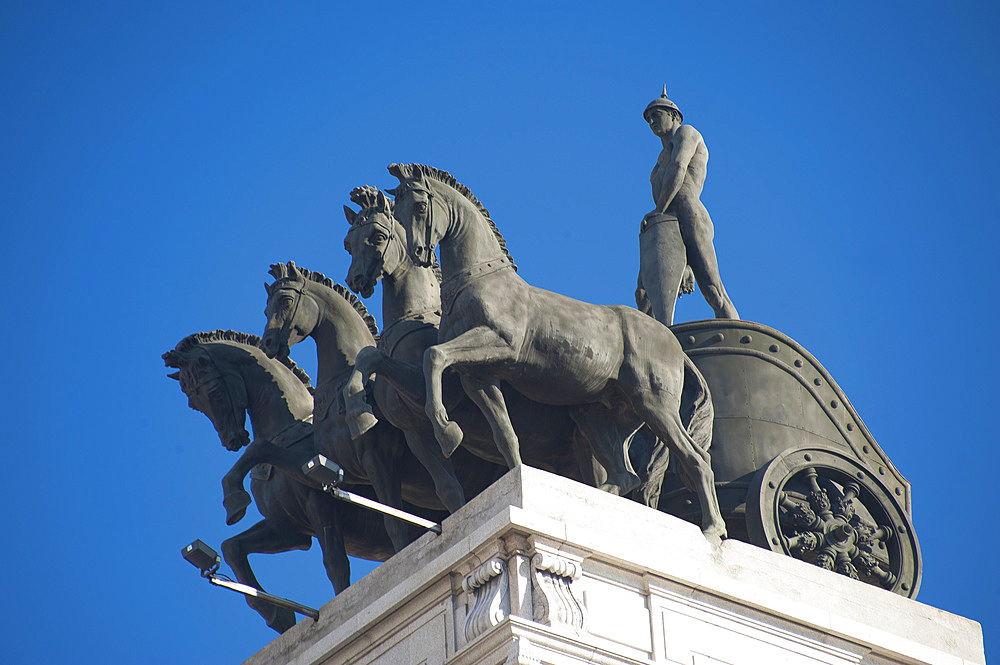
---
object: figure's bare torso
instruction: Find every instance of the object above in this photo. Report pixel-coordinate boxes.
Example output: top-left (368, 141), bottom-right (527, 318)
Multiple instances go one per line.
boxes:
top-left (650, 125), bottom-right (708, 214)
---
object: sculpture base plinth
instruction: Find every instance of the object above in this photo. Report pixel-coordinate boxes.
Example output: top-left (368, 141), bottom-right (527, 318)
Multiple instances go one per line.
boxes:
top-left (244, 467), bottom-right (984, 665)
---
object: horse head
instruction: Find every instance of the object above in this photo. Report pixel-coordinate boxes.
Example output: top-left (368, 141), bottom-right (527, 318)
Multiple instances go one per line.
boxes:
top-left (387, 163), bottom-right (441, 268)
top-left (164, 340), bottom-right (251, 451)
top-left (261, 260), bottom-right (320, 360)
top-left (343, 186), bottom-right (403, 298)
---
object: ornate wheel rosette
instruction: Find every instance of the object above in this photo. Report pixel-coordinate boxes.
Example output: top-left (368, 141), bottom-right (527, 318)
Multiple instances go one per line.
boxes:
top-left (746, 446), bottom-right (921, 598)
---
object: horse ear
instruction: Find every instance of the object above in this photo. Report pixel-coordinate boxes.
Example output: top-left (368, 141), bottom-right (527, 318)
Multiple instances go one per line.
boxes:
top-left (264, 281), bottom-right (272, 296)
top-left (377, 190), bottom-right (392, 213)
top-left (344, 205), bottom-right (357, 225)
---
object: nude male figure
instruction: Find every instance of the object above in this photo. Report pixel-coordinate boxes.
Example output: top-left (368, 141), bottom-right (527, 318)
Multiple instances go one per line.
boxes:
top-left (636, 87), bottom-right (739, 322)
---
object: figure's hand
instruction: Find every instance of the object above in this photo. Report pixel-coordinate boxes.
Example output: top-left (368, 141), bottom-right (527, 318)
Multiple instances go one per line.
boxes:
top-left (679, 266), bottom-right (695, 296)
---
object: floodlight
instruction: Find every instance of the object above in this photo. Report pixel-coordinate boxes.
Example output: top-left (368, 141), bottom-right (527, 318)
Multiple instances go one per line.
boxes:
top-left (303, 454), bottom-right (442, 534)
top-left (181, 538), bottom-right (319, 621)
top-left (302, 454), bottom-right (345, 489)
top-left (182, 539), bottom-right (220, 574)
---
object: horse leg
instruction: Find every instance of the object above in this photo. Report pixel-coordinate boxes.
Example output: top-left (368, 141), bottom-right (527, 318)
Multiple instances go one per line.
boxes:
top-left (344, 347), bottom-right (428, 439)
top-left (628, 394), bottom-right (726, 545)
top-left (626, 425), bottom-right (670, 508)
top-left (569, 406), bottom-right (640, 496)
top-left (358, 431), bottom-right (411, 552)
top-left (343, 346), bottom-right (381, 439)
top-left (403, 429), bottom-right (467, 512)
top-left (570, 428), bottom-right (606, 488)
top-left (459, 375), bottom-right (522, 469)
top-left (423, 326), bottom-right (516, 457)
top-left (221, 518), bottom-right (312, 633)
top-left (368, 353), bottom-right (427, 404)
top-left (304, 490), bottom-right (350, 593)
top-left (222, 440), bottom-right (319, 525)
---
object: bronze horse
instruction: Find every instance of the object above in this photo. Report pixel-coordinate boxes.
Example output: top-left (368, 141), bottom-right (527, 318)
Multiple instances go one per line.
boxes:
top-left (386, 164), bottom-right (725, 544)
top-left (340, 186), bottom-right (670, 507)
top-left (258, 264), bottom-right (505, 536)
top-left (164, 331), bottom-right (395, 633)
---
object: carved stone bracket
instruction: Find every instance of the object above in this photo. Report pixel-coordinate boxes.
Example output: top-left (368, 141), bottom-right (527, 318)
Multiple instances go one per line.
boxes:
top-left (462, 557), bottom-right (510, 642)
top-left (530, 551), bottom-right (585, 631)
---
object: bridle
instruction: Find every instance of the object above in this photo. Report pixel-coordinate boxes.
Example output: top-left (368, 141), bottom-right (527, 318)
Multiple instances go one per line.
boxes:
top-left (350, 211), bottom-right (398, 290)
top-left (188, 353), bottom-right (246, 445)
top-left (271, 279), bottom-right (307, 354)
top-left (395, 180), bottom-right (436, 266)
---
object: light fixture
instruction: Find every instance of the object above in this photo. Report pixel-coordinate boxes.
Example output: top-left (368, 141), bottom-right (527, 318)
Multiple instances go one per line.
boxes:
top-left (302, 454), bottom-right (442, 534)
top-left (182, 539), bottom-right (319, 621)
top-left (182, 539), bottom-right (220, 574)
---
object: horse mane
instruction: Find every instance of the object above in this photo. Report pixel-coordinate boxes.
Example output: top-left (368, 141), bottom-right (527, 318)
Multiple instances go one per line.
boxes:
top-left (163, 329), bottom-right (314, 390)
top-left (387, 163), bottom-right (517, 271)
top-left (333, 283), bottom-right (381, 340)
top-left (348, 187), bottom-right (443, 284)
top-left (268, 261), bottom-right (380, 339)
top-left (349, 185), bottom-right (386, 212)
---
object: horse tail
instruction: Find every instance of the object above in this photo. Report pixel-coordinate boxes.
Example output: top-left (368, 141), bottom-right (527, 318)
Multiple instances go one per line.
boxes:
top-left (680, 354), bottom-right (713, 452)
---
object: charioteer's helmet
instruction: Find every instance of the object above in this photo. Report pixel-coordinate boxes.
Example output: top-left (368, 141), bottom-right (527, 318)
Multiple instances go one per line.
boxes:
top-left (643, 85), bottom-right (683, 123)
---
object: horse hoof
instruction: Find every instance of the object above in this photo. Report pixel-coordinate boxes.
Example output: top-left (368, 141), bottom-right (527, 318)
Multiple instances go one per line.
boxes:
top-left (347, 410), bottom-right (378, 439)
top-left (223, 489), bottom-right (252, 526)
top-left (599, 472), bottom-right (641, 497)
top-left (702, 523), bottom-right (727, 547)
top-left (437, 421), bottom-right (465, 457)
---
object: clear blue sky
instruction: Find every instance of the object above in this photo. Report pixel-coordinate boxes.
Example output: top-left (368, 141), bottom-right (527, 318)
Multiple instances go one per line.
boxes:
top-left (2, 2), bottom-right (997, 663)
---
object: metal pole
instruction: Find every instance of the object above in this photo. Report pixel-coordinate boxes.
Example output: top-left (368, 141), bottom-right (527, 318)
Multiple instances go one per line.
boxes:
top-left (207, 574), bottom-right (320, 621)
top-left (302, 453), bottom-right (442, 534)
top-left (328, 487), bottom-right (443, 534)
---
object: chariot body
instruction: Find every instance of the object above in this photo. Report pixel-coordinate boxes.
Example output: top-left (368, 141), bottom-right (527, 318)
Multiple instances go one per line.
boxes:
top-left (660, 320), bottom-right (921, 597)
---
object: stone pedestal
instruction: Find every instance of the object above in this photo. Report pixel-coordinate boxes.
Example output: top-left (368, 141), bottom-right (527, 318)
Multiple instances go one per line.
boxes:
top-left (244, 467), bottom-right (984, 665)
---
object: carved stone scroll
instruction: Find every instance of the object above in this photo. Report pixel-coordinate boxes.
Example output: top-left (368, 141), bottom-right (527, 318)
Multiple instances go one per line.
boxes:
top-left (530, 551), bottom-right (585, 631)
top-left (462, 557), bottom-right (510, 641)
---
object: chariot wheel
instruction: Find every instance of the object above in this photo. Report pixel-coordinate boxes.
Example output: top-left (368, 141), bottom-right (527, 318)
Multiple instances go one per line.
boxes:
top-left (746, 445), bottom-right (921, 598)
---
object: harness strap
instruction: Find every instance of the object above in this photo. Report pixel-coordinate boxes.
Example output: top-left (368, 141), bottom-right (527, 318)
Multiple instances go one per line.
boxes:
top-left (440, 257), bottom-right (514, 315)
top-left (267, 415), bottom-right (314, 449)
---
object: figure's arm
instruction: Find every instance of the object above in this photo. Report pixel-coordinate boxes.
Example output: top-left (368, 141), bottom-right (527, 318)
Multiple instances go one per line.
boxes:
top-left (654, 126), bottom-right (701, 213)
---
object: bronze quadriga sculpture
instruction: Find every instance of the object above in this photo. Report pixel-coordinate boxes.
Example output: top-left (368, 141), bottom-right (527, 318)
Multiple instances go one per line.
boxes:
top-left (167, 87), bottom-right (922, 633)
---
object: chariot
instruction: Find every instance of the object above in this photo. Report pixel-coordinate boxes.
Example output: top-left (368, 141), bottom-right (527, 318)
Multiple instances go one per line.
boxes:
top-left (661, 320), bottom-right (921, 597)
